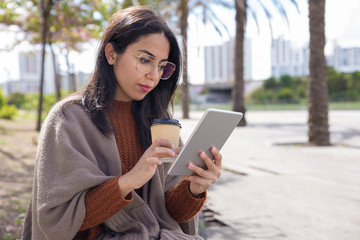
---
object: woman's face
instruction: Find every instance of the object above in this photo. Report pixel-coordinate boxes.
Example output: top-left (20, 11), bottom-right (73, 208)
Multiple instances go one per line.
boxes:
top-left (105, 33), bottom-right (171, 101)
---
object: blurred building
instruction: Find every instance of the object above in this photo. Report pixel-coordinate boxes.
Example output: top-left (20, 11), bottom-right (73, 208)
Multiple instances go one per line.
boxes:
top-left (204, 38), bottom-right (252, 83)
top-left (271, 36), bottom-right (309, 78)
top-left (1, 49), bottom-right (89, 96)
top-left (1, 50), bottom-right (57, 95)
top-left (271, 37), bottom-right (360, 78)
top-left (199, 38), bottom-right (252, 104)
top-left (328, 43), bottom-right (360, 73)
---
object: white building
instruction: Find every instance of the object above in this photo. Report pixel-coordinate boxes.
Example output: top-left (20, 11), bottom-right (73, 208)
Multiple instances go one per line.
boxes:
top-left (1, 49), bottom-right (89, 96)
top-left (2, 49), bottom-right (58, 95)
top-left (195, 39), bottom-right (253, 104)
top-left (328, 43), bottom-right (360, 73)
top-left (271, 37), bottom-right (360, 78)
top-left (271, 36), bottom-right (309, 78)
top-left (204, 38), bottom-right (252, 83)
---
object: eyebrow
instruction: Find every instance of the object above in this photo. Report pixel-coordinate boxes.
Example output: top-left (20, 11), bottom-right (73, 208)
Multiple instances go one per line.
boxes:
top-left (138, 49), bottom-right (169, 62)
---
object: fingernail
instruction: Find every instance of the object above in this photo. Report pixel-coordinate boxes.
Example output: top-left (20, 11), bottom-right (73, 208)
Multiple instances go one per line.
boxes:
top-left (188, 162), bottom-right (194, 168)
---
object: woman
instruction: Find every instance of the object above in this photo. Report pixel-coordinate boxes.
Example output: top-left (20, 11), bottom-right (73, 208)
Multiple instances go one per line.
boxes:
top-left (22, 6), bottom-right (222, 240)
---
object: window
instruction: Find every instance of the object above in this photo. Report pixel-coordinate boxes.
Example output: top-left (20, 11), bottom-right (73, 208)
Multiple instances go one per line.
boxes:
top-left (24, 53), bottom-right (38, 74)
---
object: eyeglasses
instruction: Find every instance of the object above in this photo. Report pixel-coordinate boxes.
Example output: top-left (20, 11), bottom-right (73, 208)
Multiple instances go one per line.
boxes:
top-left (122, 48), bottom-right (176, 80)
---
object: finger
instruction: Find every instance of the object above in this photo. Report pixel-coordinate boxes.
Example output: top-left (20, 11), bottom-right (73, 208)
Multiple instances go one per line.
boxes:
top-left (183, 175), bottom-right (213, 189)
top-left (188, 162), bottom-right (213, 179)
top-left (198, 151), bottom-right (221, 178)
top-left (146, 157), bottom-right (162, 166)
top-left (199, 151), bottom-right (217, 172)
top-left (152, 138), bottom-right (177, 151)
top-left (175, 147), bottom-right (182, 154)
top-left (153, 147), bottom-right (176, 158)
top-left (211, 146), bottom-right (222, 168)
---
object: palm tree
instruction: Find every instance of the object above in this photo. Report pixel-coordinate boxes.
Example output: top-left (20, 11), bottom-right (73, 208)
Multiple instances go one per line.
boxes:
top-left (174, 0), bottom-right (231, 119)
top-left (307, 0), bottom-right (330, 145)
top-left (233, 0), bottom-right (299, 126)
top-left (178, 0), bottom-right (190, 119)
top-left (233, 0), bottom-right (247, 126)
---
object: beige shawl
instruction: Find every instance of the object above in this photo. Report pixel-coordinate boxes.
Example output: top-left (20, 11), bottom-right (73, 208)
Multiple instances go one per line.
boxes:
top-left (21, 96), bottom-right (202, 240)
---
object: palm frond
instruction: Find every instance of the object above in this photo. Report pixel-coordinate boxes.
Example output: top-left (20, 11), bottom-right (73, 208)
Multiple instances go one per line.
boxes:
top-left (247, 6), bottom-right (260, 34)
top-left (190, 0), bottom-right (233, 10)
top-left (288, 0), bottom-right (300, 13)
top-left (246, 0), bottom-right (300, 37)
top-left (271, 0), bottom-right (289, 26)
top-left (205, 9), bottom-right (229, 37)
top-left (188, 0), bottom-right (232, 38)
top-left (253, 0), bottom-right (274, 38)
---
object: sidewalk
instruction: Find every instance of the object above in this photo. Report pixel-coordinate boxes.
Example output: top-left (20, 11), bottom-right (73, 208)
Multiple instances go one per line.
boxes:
top-left (174, 110), bottom-right (360, 240)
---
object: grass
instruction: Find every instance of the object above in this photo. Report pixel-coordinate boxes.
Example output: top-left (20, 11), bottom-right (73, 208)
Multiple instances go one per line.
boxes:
top-left (15, 110), bottom-right (37, 121)
top-left (8, 101), bottom-right (360, 124)
top-left (329, 101), bottom-right (360, 110)
top-left (181, 101), bottom-right (360, 112)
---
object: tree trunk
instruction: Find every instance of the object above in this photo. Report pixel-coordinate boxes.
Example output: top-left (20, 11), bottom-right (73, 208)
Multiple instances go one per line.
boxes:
top-left (307, 0), bottom-right (330, 145)
top-left (36, 0), bottom-right (54, 131)
top-left (179, 0), bottom-right (189, 119)
top-left (65, 51), bottom-right (77, 92)
top-left (70, 72), bottom-right (76, 92)
top-left (36, 3), bottom-right (48, 131)
top-left (50, 43), bottom-right (61, 100)
top-left (232, 0), bottom-right (247, 126)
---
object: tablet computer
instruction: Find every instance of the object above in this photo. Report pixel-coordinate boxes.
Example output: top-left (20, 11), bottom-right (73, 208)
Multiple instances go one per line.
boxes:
top-left (167, 108), bottom-right (243, 176)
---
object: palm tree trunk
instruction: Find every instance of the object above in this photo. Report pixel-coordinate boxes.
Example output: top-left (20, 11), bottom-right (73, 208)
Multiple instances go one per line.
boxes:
top-left (307, 0), bottom-right (330, 145)
top-left (179, 0), bottom-right (189, 119)
top-left (233, 0), bottom-right (247, 126)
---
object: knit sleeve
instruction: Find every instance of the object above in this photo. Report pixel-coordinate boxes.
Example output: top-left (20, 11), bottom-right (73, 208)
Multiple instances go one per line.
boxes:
top-left (165, 180), bottom-right (206, 223)
top-left (79, 176), bottom-right (133, 231)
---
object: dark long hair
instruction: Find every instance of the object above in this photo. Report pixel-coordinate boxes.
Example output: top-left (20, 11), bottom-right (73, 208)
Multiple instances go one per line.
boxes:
top-left (80, 6), bottom-right (181, 149)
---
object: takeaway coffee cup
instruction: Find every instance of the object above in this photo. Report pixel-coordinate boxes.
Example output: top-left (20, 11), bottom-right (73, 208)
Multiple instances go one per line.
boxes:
top-left (151, 118), bottom-right (181, 147)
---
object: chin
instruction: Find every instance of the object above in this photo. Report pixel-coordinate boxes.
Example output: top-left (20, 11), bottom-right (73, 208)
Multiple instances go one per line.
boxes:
top-left (133, 94), bottom-right (147, 101)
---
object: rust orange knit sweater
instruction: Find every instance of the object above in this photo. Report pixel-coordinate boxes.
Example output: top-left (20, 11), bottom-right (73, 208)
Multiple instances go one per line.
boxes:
top-left (74, 101), bottom-right (206, 240)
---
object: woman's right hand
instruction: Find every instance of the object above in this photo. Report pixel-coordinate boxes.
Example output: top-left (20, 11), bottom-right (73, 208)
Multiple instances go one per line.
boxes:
top-left (117, 138), bottom-right (180, 196)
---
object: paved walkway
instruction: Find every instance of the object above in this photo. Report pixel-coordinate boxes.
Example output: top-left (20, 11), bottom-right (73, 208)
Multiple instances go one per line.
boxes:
top-left (174, 110), bottom-right (360, 240)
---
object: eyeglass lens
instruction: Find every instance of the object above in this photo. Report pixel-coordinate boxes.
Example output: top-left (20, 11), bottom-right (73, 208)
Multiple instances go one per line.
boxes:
top-left (161, 62), bottom-right (175, 79)
top-left (137, 54), bottom-right (175, 79)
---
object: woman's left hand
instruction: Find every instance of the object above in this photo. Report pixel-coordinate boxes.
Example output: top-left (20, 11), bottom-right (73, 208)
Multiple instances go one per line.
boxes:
top-left (181, 146), bottom-right (222, 197)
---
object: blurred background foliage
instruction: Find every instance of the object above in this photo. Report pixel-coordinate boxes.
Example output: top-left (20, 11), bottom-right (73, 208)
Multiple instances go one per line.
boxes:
top-left (247, 67), bottom-right (360, 104)
top-left (0, 88), bottom-right (74, 120)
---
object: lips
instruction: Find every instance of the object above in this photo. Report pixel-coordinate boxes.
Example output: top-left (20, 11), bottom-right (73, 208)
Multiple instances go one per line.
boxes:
top-left (138, 84), bottom-right (152, 92)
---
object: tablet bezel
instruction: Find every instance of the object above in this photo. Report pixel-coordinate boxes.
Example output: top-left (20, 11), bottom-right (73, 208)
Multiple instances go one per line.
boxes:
top-left (167, 108), bottom-right (243, 176)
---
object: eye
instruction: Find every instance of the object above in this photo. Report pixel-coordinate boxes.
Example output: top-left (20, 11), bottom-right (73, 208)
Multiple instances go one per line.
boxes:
top-left (139, 55), bottom-right (152, 65)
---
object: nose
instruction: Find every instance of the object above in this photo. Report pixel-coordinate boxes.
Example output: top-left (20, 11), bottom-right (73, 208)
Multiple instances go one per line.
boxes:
top-left (145, 65), bottom-right (161, 80)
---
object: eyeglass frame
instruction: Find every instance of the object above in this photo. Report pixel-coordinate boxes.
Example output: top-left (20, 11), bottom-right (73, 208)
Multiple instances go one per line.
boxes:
top-left (110, 42), bottom-right (176, 80)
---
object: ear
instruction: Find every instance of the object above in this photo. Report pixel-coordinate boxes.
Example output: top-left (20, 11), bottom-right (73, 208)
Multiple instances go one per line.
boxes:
top-left (105, 43), bottom-right (117, 65)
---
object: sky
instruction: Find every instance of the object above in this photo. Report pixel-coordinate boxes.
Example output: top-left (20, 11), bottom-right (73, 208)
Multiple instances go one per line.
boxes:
top-left (1, 0), bottom-right (360, 84)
